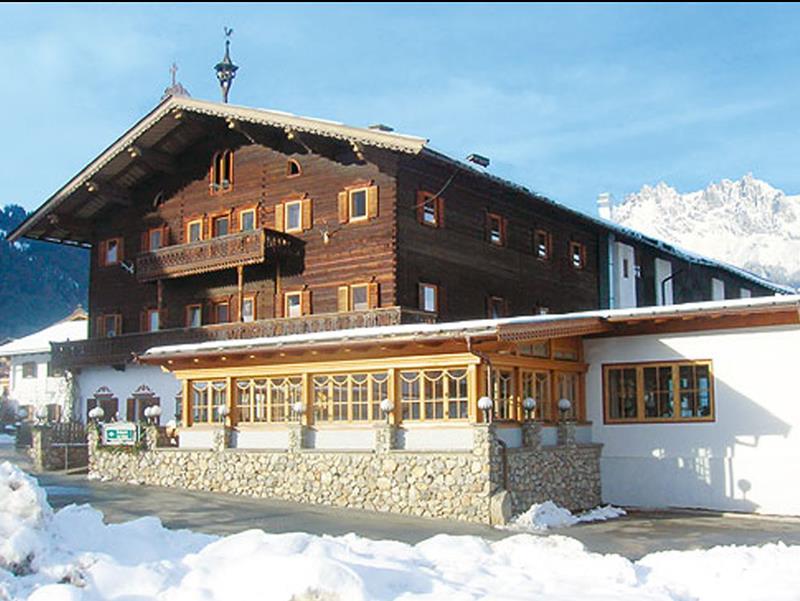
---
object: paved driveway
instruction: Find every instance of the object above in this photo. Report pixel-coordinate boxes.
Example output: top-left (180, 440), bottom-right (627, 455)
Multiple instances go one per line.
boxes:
top-left (4, 445), bottom-right (800, 559)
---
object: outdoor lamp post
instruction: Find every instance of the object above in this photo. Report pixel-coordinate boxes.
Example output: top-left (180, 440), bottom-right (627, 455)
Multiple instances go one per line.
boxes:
top-left (478, 396), bottom-right (493, 423)
top-left (35, 406), bottom-right (48, 424)
top-left (522, 397), bottom-right (537, 421)
top-left (558, 398), bottom-right (572, 420)
top-left (380, 398), bottom-right (394, 423)
top-left (88, 406), bottom-right (104, 422)
top-left (291, 401), bottom-right (305, 422)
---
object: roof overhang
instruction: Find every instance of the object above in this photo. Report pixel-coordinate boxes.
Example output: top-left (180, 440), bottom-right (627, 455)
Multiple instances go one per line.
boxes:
top-left (8, 96), bottom-right (428, 246)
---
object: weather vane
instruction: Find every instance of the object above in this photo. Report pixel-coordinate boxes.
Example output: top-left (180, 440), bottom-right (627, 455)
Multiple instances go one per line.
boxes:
top-left (214, 27), bottom-right (239, 104)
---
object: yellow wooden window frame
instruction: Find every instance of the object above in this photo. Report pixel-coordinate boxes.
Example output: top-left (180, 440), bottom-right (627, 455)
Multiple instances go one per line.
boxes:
top-left (311, 372), bottom-right (389, 423)
top-left (186, 219), bottom-right (204, 243)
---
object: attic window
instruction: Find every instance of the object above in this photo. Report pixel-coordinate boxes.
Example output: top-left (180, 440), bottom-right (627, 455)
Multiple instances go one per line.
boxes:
top-left (210, 150), bottom-right (234, 194)
top-left (287, 159), bottom-right (301, 177)
top-left (570, 241), bottom-right (586, 270)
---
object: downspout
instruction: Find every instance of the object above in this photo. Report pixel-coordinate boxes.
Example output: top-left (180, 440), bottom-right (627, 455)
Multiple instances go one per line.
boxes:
top-left (466, 335), bottom-right (508, 490)
top-left (660, 270), bottom-right (682, 306)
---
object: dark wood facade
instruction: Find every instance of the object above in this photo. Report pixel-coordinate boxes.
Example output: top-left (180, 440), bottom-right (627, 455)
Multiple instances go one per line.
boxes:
top-left (10, 98), bottom-right (783, 367)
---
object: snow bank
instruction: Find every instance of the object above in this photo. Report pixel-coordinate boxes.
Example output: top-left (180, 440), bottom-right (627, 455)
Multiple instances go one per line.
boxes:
top-left (0, 462), bottom-right (52, 575)
top-left (2, 461), bottom-right (800, 601)
top-left (506, 500), bottom-right (627, 531)
top-left (0, 434), bottom-right (15, 446)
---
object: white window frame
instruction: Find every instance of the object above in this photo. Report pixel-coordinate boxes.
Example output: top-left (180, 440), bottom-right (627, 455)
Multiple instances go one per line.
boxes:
top-left (284, 200), bottom-right (303, 233)
top-left (349, 188), bottom-right (369, 222)
top-left (350, 284), bottom-right (369, 311)
top-left (285, 292), bottom-right (303, 318)
top-left (420, 283), bottom-right (438, 313)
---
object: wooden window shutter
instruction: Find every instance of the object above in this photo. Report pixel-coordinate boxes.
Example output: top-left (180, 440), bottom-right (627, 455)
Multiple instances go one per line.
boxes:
top-left (437, 197), bottom-right (445, 228)
top-left (301, 198), bottom-right (313, 231)
top-left (126, 398), bottom-right (136, 421)
top-left (162, 225), bottom-right (170, 246)
top-left (274, 204), bottom-right (285, 232)
top-left (117, 239), bottom-right (124, 262)
top-left (367, 185), bottom-right (379, 219)
top-left (338, 191), bottom-right (349, 223)
top-left (418, 284), bottom-right (425, 310)
top-left (337, 285), bottom-right (349, 312)
top-left (416, 191), bottom-right (426, 224)
top-left (140, 232), bottom-right (149, 252)
top-left (301, 289), bottom-right (312, 315)
top-left (273, 294), bottom-right (284, 318)
top-left (98, 240), bottom-right (106, 266)
top-left (368, 282), bottom-right (380, 309)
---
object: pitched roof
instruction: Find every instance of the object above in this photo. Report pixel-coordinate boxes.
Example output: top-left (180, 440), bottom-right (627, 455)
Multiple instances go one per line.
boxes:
top-left (0, 313), bottom-right (87, 357)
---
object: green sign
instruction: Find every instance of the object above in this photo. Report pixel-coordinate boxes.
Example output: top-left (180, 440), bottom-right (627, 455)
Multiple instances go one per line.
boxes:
top-left (102, 423), bottom-right (138, 446)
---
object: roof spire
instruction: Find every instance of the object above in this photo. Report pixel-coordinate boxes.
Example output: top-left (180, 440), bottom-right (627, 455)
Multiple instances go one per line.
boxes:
top-left (214, 27), bottom-right (239, 104)
top-left (162, 61), bottom-right (190, 100)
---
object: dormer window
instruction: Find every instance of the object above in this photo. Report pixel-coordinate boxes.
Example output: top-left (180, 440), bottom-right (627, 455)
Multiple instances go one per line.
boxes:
top-left (210, 150), bottom-right (234, 194)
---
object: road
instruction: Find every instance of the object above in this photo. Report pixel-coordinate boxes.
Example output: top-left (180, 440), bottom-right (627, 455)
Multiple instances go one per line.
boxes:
top-left (4, 444), bottom-right (800, 559)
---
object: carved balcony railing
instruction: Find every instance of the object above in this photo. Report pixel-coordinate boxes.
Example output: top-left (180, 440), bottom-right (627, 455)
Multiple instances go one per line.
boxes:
top-left (50, 307), bottom-right (437, 369)
top-left (136, 228), bottom-right (299, 282)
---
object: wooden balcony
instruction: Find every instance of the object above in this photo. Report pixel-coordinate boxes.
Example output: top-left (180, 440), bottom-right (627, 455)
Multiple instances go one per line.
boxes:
top-left (51, 307), bottom-right (437, 369)
top-left (136, 228), bottom-right (298, 283)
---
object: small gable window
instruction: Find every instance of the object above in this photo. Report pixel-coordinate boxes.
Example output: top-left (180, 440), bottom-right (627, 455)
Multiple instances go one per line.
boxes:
top-left (99, 238), bottom-right (123, 267)
top-left (570, 241), bottom-right (586, 270)
top-left (486, 213), bottom-right (506, 246)
top-left (210, 150), bottom-right (234, 194)
top-left (417, 191), bottom-right (444, 228)
top-left (534, 229), bottom-right (551, 260)
top-left (287, 159), bottom-right (302, 177)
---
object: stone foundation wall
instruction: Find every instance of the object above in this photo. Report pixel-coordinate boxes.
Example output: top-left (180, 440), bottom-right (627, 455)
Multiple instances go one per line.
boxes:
top-left (87, 423), bottom-right (602, 524)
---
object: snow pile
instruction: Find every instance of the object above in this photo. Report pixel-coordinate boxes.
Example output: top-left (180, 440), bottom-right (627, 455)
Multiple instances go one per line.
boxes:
top-left (2, 461), bottom-right (800, 600)
top-left (506, 500), bottom-right (626, 531)
top-left (611, 174), bottom-right (800, 288)
top-left (0, 462), bottom-right (52, 575)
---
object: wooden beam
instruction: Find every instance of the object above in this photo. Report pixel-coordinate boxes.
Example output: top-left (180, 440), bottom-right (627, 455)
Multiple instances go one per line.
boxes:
top-left (128, 145), bottom-right (178, 174)
top-left (86, 181), bottom-right (133, 207)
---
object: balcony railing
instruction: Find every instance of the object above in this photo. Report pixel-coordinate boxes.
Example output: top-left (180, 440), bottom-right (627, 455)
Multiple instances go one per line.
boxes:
top-left (136, 228), bottom-right (298, 282)
top-left (51, 307), bottom-right (437, 369)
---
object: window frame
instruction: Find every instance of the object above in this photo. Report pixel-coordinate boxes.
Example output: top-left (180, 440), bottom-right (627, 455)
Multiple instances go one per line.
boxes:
top-left (569, 241), bottom-right (586, 270)
top-left (350, 283), bottom-right (370, 312)
top-left (211, 300), bottom-right (231, 324)
top-left (97, 314), bottom-right (122, 338)
top-left (417, 191), bottom-right (443, 228)
top-left (143, 308), bottom-right (160, 332)
top-left (533, 229), bottom-right (551, 261)
top-left (99, 237), bottom-right (123, 267)
top-left (419, 282), bottom-right (439, 313)
top-left (399, 368), bottom-right (469, 422)
top-left (486, 213), bottom-right (506, 246)
top-left (603, 360), bottom-right (715, 424)
top-left (286, 159), bottom-right (302, 178)
top-left (186, 218), bottom-right (204, 243)
top-left (186, 304), bottom-right (203, 328)
top-left (284, 200), bottom-right (304, 233)
top-left (241, 295), bottom-right (256, 322)
top-left (487, 296), bottom-right (507, 319)
top-left (348, 187), bottom-right (370, 222)
top-left (239, 207), bottom-right (257, 232)
top-left (313, 371), bottom-right (390, 423)
top-left (209, 150), bottom-right (234, 195)
top-left (211, 214), bottom-right (231, 238)
top-left (284, 291), bottom-right (303, 318)
top-left (22, 362), bottom-right (37, 379)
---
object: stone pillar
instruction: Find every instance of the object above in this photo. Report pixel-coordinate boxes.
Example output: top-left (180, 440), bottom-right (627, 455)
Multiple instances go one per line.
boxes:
top-left (287, 423), bottom-right (308, 453)
top-left (87, 422), bottom-right (100, 474)
top-left (557, 420), bottom-right (577, 447)
top-left (212, 426), bottom-right (231, 452)
top-left (144, 424), bottom-right (159, 451)
top-left (30, 425), bottom-right (51, 472)
top-left (521, 421), bottom-right (541, 449)
top-left (474, 423), bottom-right (512, 526)
top-left (374, 423), bottom-right (397, 453)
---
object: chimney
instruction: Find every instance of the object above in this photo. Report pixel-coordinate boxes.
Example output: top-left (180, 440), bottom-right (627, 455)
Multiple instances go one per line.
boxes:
top-left (597, 192), bottom-right (613, 220)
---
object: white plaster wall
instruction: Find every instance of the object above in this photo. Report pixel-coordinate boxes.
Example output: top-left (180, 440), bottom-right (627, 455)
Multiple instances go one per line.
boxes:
top-left (540, 426), bottom-right (558, 447)
top-left (232, 429), bottom-right (289, 450)
top-left (495, 425), bottom-right (523, 448)
top-left (398, 426), bottom-right (473, 450)
top-left (179, 429), bottom-right (215, 449)
top-left (585, 325), bottom-right (800, 516)
top-left (654, 258), bottom-right (674, 305)
top-left (309, 428), bottom-right (375, 450)
top-left (575, 425), bottom-right (593, 445)
top-left (8, 353), bottom-right (71, 413)
top-left (614, 242), bottom-right (637, 309)
top-left (76, 365), bottom-right (181, 425)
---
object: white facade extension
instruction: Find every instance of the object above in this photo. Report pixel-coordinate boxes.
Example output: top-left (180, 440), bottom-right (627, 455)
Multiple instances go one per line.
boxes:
top-left (586, 324), bottom-right (800, 516)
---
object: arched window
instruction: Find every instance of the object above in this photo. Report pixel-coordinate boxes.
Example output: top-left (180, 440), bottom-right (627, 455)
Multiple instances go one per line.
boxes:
top-left (210, 150), bottom-right (234, 194)
top-left (286, 159), bottom-right (301, 177)
top-left (126, 384), bottom-right (161, 422)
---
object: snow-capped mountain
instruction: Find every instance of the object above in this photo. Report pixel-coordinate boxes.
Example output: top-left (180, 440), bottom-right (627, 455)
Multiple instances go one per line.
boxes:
top-left (608, 174), bottom-right (800, 289)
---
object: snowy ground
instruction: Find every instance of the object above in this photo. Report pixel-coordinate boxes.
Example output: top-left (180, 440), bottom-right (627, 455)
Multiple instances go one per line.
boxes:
top-left (2, 461), bottom-right (800, 601)
top-left (0, 435), bottom-right (15, 446)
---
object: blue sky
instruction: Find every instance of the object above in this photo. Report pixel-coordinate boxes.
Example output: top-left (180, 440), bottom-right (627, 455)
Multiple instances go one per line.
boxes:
top-left (3, 3), bottom-right (800, 216)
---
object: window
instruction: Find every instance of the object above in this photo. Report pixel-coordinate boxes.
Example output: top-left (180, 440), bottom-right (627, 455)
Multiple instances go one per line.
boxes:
top-left (338, 185), bottom-right (378, 223)
top-left (419, 283), bottom-right (439, 313)
top-left (518, 341), bottom-right (549, 358)
top-left (235, 377), bottom-right (301, 423)
top-left (190, 381), bottom-right (227, 423)
top-left (570, 241), bottom-right (586, 270)
top-left (186, 219), bottom-right (203, 243)
top-left (241, 296), bottom-right (256, 322)
top-left (126, 387), bottom-right (160, 422)
top-left (534, 229), bottom-right (551, 260)
top-left (99, 238), bottom-right (123, 267)
top-left (212, 300), bottom-right (230, 324)
top-left (490, 369), bottom-right (516, 420)
top-left (521, 370), bottom-right (550, 421)
top-left (488, 296), bottom-right (507, 319)
top-left (740, 287), bottom-right (752, 299)
top-left (287, 159), bottom-right (301, 177)
top-left (143, 227), bottom-right (165, 252)
top-left (556, 372), bottom-right (580, 421)
top-left (47, 362), bottom-right (64, 378)
top-left (313, 372), bottom-right (389, 422)
top-left (239, 208), bottom-right (256, 232)
top-left (285, 292), bottom-right (302, 318)
top-left (417, 191), bottom-right (443, 227)
top-left (603, 361), bottom-right (714, 423)
top-left (210, 150), bottom-right (233, 194)
top-left (143, 309), bottom-right (159, 332)
top-left (486, 213), bottom-right (505, 246)
top-left (98, 314), bottom-right (122, 338)
top-left (284, 201), bottom-right (303, 233)
top-left (351, 284), bottom-right (369, 311)
top-left (186, 304), bottom-right (202, 328)
top-left (212, 215), bottom-right (230, 237)
top-left (399, 369), bottom-right (469, 421)
top-left (22, 362), bottom-right (37, 379)
top-left (86, 388), bottom-right (118, 423)
top-left (711, 278), bottom-right (725, 301)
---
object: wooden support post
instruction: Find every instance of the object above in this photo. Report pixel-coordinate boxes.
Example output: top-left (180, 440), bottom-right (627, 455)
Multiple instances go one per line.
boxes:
top-left (468, 363), bottom-right (478, 423)
top-left (181, 379), bottom-right (190, 427)
top-left (156, 280), bottom-right (164, 324)
top-left (237, 265), bottom-right (244, 322)
top-left (301, 372), bottom-right (311, 426)
top-left (388, 367), bottom-right (398, 426)
top-left (225, 376), bottom-right (234, 428)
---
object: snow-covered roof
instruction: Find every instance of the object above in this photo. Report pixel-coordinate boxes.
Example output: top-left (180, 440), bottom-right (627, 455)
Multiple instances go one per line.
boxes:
top-left (142, 294), bottom-right (800, 359)
top-left (0, 318), bottom-right (87, 357)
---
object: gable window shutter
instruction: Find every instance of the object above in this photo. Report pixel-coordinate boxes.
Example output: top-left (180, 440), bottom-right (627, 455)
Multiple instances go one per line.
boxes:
top-left (301, 289), bottom-right (312, 315)
top-left (368, 282), bottom-right (380, 309)
top-left (338, 191), bottom-right (349, 223)
top-left (273, 294), bottom-right (284, 318)
top-left (337, 285), bottom-right (349, 312)
top-left (367, 185), bottom-right (379, 219)
top-left (274, 204), bottom-right (285, 232)
top-left (302, 198), bottom-right (313, 231)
